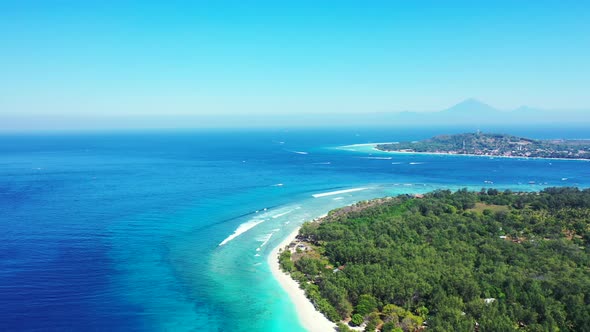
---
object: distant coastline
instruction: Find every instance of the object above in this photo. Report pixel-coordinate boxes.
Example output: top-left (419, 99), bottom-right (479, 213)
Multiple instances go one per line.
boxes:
top-left (374, 133), bottom-right (590, 161)
top-left (372, 147), bottom-right (590, 162)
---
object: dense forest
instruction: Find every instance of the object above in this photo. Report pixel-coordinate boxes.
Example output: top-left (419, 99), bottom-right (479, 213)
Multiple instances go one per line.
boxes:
top-left (279, 188), bottom-right (590, 332)
top-left (375, 133), bottom-right (590, 159)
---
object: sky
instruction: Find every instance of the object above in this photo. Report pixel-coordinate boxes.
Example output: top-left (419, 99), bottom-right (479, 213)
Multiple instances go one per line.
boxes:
top-left (1, 1), bottom-right (589, 129)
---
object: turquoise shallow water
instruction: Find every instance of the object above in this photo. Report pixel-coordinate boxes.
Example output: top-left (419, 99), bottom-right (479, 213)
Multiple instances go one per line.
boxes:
top-left (1, 127), bottom-right (589, 331)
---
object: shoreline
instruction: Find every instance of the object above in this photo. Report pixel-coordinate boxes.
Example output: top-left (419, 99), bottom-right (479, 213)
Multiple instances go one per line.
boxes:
top-left (268, 220), bottom-right (337, 332)
top-left (372, 147), bottom-right (590, 162)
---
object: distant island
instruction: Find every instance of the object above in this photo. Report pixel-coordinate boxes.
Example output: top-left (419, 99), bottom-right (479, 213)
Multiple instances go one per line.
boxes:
top-left (375, 132), bottom-right (590, 160)
top-left (278, 188), bottom-right (590, 332)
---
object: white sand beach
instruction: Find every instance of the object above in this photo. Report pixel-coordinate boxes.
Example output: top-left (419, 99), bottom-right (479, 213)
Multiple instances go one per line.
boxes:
top-left (268, 226), bottom-right (337, 332)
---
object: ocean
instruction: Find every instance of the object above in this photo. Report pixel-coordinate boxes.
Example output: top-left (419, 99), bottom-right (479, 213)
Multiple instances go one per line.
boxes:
top-left (1, 127), bottom-right (589, 331)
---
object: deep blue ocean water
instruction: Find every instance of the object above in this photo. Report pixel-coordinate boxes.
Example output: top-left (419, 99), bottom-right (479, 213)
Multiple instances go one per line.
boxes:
top-left (1, 127), bottom-right (589, 331)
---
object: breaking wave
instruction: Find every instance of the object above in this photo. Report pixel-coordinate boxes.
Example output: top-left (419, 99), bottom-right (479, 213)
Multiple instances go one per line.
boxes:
top-left (312, 187), bottom-right (368, 198)
top-left (219, 218), bottom-right (267, 246)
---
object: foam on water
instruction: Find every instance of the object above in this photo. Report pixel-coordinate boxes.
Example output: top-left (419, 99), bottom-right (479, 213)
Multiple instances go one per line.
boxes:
top-left (338, 142), bottom-right (394, 148)
top-left (256, 233), bottom-right (274, 242)
top-left (271, 207), bottom-right (299, 219)
top-left (257, 233), bottom-right (273, 250)
top-left (285, 149), bottom-right (309, 155)
top-left (312, 187), bottom-right (368, 198)
top-left (219, 218), bottom-right (267, 246)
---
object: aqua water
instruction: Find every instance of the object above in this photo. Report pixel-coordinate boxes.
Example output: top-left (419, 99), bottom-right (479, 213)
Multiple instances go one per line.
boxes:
top-left (1, 127), bottom-right (589, 331)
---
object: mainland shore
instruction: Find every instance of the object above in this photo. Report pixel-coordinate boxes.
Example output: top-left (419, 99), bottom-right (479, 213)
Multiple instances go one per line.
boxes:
top-left (339, 143), bottom-right (590, 162)
top-left (268, 222), bottom-right (337, 332)
top-left (372, 146), bottom-right (590, 162)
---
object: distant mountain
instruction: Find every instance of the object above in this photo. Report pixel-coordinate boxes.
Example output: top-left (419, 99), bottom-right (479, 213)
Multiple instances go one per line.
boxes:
top-left (384, 99), bottom-right (590, 126)
top-left (389, 99), bottom-right (503, 125)
top-left (439, 98), bottom-right (500, 115)
top-left (0, 99), bottom-right (587, 131)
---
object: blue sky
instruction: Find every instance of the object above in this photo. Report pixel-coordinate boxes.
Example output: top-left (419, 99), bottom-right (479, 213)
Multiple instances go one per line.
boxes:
top-left (1, 1), bottom-right (589, 124)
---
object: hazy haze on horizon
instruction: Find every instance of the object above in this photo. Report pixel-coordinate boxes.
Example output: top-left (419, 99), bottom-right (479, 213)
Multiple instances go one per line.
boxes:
top-left (1, 1), bottom-right (589, 130)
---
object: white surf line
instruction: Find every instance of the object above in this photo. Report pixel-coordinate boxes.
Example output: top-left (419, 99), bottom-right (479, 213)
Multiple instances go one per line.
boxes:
top-left (219, 218), bottom-right (266, 246)
top-left (312, 187), bottom-right (368, 198)
top-left (258, 233), bottom-right (273, 250)
top-left (285, 149), bottom-right (309, 155)
top-left (339, 142), bottom-right (396, 148)
top-left (272, 209), bottom-right (295, 219)
top-left (361, 156), bottom-right (392, 160)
